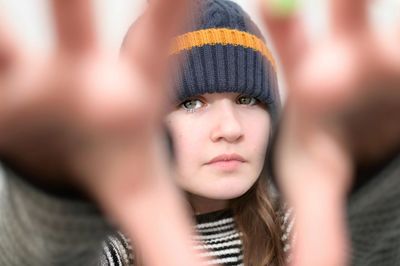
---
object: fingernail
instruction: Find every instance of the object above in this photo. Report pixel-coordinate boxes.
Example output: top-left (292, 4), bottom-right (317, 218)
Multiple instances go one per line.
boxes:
top-left (264, 0), bottom-right (299, 17)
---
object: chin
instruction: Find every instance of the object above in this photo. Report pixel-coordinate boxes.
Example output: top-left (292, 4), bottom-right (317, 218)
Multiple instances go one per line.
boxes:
top-left (199, 178), bottom-right (256, 200)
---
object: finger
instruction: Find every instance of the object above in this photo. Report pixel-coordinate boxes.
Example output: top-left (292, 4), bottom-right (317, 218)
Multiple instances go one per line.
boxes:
top-left (0, 17), bottom-right (23, 140)
top-left (50, 0), bottom-right (97, 54)
top-left (0, 18), bottom-right (20, 74)
top-left (122, 0), bottom-right (192, 77)
top-left (329, 0), bottom-right (369, 34)
top-left (259, 0), bottom-right (309, 76)
top-left (141, 0), bottom-right (191, 52)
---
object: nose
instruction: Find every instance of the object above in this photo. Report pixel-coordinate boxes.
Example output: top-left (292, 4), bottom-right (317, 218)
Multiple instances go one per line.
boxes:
top-left (210, 101), bottom-right (243, 143)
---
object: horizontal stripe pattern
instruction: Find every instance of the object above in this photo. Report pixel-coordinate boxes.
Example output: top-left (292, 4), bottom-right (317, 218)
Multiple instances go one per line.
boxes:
top-left (193, 210), bottom-right (243, 266)
top-left (103, 208), bottom-right (294, 265)
top-left (171, 28), bottom-right (276, 69)
top-left (102, 232), bottom-right (133, 266)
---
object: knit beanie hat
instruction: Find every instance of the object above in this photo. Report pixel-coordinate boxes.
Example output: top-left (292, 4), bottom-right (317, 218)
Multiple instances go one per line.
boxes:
top-left (171, 0), bottom-right (281, 120)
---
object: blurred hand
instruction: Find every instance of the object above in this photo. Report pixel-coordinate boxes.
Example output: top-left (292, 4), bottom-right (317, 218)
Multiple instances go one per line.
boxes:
top-left (0, 1), bottom-right (202, 265)
top-left (260, 0), bottom-right (400, 265)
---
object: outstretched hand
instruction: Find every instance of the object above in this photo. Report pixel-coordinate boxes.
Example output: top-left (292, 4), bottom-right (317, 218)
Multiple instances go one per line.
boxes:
top-left (260, 0), bottom-right (400, 265)
top-left (0, 1), bottom-right (203, 265)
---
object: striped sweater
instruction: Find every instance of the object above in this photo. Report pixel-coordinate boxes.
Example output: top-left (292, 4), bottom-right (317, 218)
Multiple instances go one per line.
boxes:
top-left (1, 153), bottom-right (400, 266)
top-left (194, 210), bottom-right (244, 265)
top-left (0, 165), bottom-right (294, 266)
top-left (102, 209), bottom-right (294, 266)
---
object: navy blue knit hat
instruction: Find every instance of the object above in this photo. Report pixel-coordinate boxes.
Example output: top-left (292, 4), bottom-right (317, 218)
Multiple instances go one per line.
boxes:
top-left (171, 0), bottom-right (281, 120)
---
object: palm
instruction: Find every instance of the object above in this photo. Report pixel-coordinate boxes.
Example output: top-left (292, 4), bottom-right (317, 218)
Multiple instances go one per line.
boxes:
top-left (0, 0), bottom-right (179, 196)
top-left (260, 0), bottom-right (400, 265)
top-left (0, 1), bottom-right (203, 265)
top-left (261, 2), bottom-right (400, 148)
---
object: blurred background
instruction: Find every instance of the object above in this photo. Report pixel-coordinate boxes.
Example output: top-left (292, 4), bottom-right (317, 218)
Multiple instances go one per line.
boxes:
top-left (1, 0), bottom-right (399, 97)
top-left (1, 0), bottom-right (399, 51)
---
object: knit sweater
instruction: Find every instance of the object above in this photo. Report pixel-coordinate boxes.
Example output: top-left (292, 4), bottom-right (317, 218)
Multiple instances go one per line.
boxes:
top-left (0, 166), bottom-right (110, 266)
top-left (194, 210), bottom-right (245, 265)
top-left (347, 151), bottom-right (400, 266)
top-left (1, 152), bottom-right (398, 266)
top-left (0, 165), bottom-right (293, 266)
top-left (102, 210), bottom-right (246, 266)
top-left (102, 209), bottom-right (294, 266)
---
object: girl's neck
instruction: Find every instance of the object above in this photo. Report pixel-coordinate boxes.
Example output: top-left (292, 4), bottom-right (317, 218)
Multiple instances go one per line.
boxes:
top-left (188, 193), bottom-right (230, 215)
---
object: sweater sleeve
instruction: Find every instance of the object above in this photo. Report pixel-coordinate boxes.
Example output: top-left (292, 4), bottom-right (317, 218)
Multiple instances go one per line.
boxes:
top-left (278, 205), bottom-right (295, 263)
top-left (347, 153), bottom-right (400, 266)
top-left (0, 164), bottom-right (112, 266)
top-left (101, 231), bottom-right (135, 266)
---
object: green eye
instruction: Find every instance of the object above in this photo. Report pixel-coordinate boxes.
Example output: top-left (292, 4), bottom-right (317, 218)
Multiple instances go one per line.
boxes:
top-left (236, 95), bottom-right (258, 105)
top-left (180, 99), bottom-right (204, 112)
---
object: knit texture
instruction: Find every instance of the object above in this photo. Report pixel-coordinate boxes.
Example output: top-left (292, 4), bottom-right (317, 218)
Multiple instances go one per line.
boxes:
top-left (0, 165), bottom-right (110, 266)
top-left (0, 165), bottom-right (294, 266)
top-left (2, 153), bottom-right (399, 266)
top-left (172, 0), bottom-right (280, 120)
top-left (102, 209), bottom-right (294, 266)
top-left (195, 210), bottom-right (245, 265)
top-left (347, 153), bottom-right (400, 266)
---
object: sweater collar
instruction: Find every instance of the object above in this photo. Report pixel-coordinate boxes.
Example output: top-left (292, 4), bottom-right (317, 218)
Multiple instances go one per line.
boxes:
top-left (195, 209), bottom-right (234, 224)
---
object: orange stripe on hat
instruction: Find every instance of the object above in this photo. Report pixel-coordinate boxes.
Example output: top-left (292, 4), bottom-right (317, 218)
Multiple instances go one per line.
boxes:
top-left (171, 28), bottom-right (276, 70)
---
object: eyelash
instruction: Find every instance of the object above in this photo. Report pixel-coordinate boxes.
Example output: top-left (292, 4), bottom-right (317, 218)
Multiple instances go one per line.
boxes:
top-left (178, 95), bottom-right (259, 113)
top-left (179, 98), bottom-right (205, 113)
top-left (236, 95), bottom-right (258, 105)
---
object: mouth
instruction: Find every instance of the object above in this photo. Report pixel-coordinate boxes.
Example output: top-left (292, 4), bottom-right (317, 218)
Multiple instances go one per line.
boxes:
top-left (205, 154), bottom-right (246, 170)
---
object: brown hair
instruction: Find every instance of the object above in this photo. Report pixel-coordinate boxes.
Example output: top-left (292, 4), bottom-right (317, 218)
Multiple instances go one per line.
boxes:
top-left (131, 147), bottom-right (285, 266)
top-left (229, 126), bottom-right (286, 266)
top-left (231, 175), bottom-right (286, 266)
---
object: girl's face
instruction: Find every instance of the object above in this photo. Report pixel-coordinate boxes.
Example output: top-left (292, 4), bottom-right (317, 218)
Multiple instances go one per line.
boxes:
top-left (166, 92), bottom-right (271, 213)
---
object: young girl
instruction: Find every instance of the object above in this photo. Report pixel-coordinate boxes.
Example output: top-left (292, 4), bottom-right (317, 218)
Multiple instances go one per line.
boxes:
top-left (104, 0), bottom-right (292, 265)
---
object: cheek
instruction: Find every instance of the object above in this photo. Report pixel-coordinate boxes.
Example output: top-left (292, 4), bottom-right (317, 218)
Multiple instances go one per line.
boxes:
top-left (173, 134), bottom-right (197, 171)
top-left (244, 111), bottom-right (271, 161)
top-left (167, 118), bottom-right (206, 178)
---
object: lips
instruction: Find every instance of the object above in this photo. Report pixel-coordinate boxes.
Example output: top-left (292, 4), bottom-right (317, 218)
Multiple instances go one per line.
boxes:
top-left (206, 153), bottom-right (246, 165)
